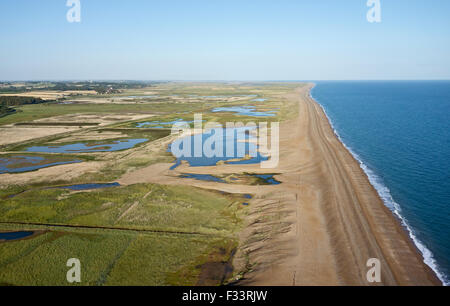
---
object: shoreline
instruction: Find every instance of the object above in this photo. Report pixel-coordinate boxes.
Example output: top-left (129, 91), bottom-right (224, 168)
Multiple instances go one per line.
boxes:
top-left (309, 85), bottom-right (447, 285)
top-left (302, 84), bottom-right (441, 285)
top-left (233, 84), bottom-right (441, 285)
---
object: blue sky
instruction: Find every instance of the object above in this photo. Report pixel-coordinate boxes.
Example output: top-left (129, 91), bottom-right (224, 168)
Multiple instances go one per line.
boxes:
top-left (1, 0), bottom-right (449, 80)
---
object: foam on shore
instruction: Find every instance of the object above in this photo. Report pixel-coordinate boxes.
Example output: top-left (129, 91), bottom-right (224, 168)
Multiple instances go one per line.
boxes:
top-left (309, 87), bottom-right (448, 286)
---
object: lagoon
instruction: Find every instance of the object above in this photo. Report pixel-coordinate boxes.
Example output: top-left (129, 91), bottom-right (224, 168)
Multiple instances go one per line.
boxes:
top-left (0, 155), bottom-right (82, 174)
top-left (169, 127), bottom-right (268, 169)
top-left (26, 139), bottom-right (148, 153)
top-left (211, 106), bottom-right (276, 117)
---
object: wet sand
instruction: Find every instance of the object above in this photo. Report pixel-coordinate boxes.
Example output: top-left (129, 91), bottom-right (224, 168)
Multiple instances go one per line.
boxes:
top-left (119, 84), bottom-right (440, 285)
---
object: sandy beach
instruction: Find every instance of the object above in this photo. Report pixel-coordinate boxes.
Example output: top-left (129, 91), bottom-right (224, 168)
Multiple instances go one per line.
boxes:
top-left (237, 84), bottom-right (441, 285)
top-left (119, 84), bottom-right (441, 285)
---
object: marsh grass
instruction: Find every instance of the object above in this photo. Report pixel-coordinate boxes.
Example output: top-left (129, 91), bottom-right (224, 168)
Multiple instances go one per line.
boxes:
top-left (0, 228), bottom-right (236, 286)
top-left (0, 184), bottom-right (243, 235)
top-left (0, 183), bottom-right (244, 285)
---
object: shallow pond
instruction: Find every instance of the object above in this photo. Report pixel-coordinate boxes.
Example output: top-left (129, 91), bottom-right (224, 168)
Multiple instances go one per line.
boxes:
top-left (7, 182), bottom-right (121, 199)
top-left (0, 156), bottom-right (82, 174)
top-left (177, 173), bottom-right (280, 185)
top-left (0, 231), bottom-right (34, 241)
top-left (26, 139), bottom-right (148, 153)
top-left (211, 106), bottom-right (276, 117)
top-left (252, 174), bottom-right (281, 185)
top-left (169, 127), bottom-right (268, 169)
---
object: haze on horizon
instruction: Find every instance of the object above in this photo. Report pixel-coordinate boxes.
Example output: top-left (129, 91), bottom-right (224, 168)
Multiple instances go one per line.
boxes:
top-left (1, 0), bottom-right (449, 81)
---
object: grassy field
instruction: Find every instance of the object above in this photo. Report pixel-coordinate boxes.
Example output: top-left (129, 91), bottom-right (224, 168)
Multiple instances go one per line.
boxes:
top-left (0, 102), bottom-right (195, 126)
top-left (0, 183), bottom-right (246, 285)
top-left (0, 225), bottom-right (236, 286)
top-left (0, 82), bottom-right (300, 126)
top-left (0, 184), bottom-right (245, 234)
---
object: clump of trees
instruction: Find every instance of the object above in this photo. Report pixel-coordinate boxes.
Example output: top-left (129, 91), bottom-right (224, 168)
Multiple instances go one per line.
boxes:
top-left (0, 96), bottom-right (46, 117)
top-left (0, 104), bottom-right (15, 117)
top-left (0, 96), bottom-right (45, 106)
top-left (0, 81), bottom-right (158, 94)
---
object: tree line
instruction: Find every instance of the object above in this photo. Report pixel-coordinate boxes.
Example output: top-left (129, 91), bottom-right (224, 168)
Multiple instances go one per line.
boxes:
top-left (0, 81), bottom-right (159, 94)
top-left (0, 96), bottom-right (46, 117)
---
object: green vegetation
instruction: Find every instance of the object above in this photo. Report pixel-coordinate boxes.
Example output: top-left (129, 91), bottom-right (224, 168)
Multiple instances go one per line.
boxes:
top-left (1, 127), bottom-right (173, 183)
top-left (179, 172), bottom-right (281, 186)
top-left (0, 154), bottom-right (86, 171)
top-left (0, 82), bottom-right (304, 286)
top-left (0, 183), bottom-right (245, 285)
top-left (0, 184), bottom-right (243, 234)
top-left (0, 226), bottom-right (235, 286)
top-left (0, 102), bottom-right (205, 126)
top-left (0, 81), bottom-right (157, 94)
top-left (0, 96), bottom-right (48, 118)
top-left (14, 122), bottom-right (100, 126)
top-left (0, 103), bottom-right (141, 126)
top-left (0, 81), bottom-right (301, 125)
top-left (0, 104), bottom-right (15, 118)
top-left (0, 96), bottom-right (46, 106)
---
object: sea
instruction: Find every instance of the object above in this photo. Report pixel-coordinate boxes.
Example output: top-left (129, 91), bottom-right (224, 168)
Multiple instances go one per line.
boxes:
top-left (311, 81), bottom-right (450, 285)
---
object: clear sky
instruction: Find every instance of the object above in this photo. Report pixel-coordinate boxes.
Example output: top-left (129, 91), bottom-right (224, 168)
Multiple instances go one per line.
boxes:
top-left (1, 0), bottom-right (449, 81)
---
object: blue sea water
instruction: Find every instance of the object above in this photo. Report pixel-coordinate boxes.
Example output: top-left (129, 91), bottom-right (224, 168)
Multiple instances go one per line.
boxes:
top-left (311, 81), bottom-right (450, 285)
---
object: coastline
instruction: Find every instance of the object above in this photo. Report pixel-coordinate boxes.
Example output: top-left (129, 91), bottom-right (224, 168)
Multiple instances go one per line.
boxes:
top-left (234, 84), bottom-right (441, 285)
top-left (309, 84), bottom-right (448, 285)
top-left (117, 83), bottom-right (442, 285)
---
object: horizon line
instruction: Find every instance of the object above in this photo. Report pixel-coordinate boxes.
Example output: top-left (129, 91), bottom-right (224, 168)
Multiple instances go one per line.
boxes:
top-left (1, 79), bottom-right (450, 83)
